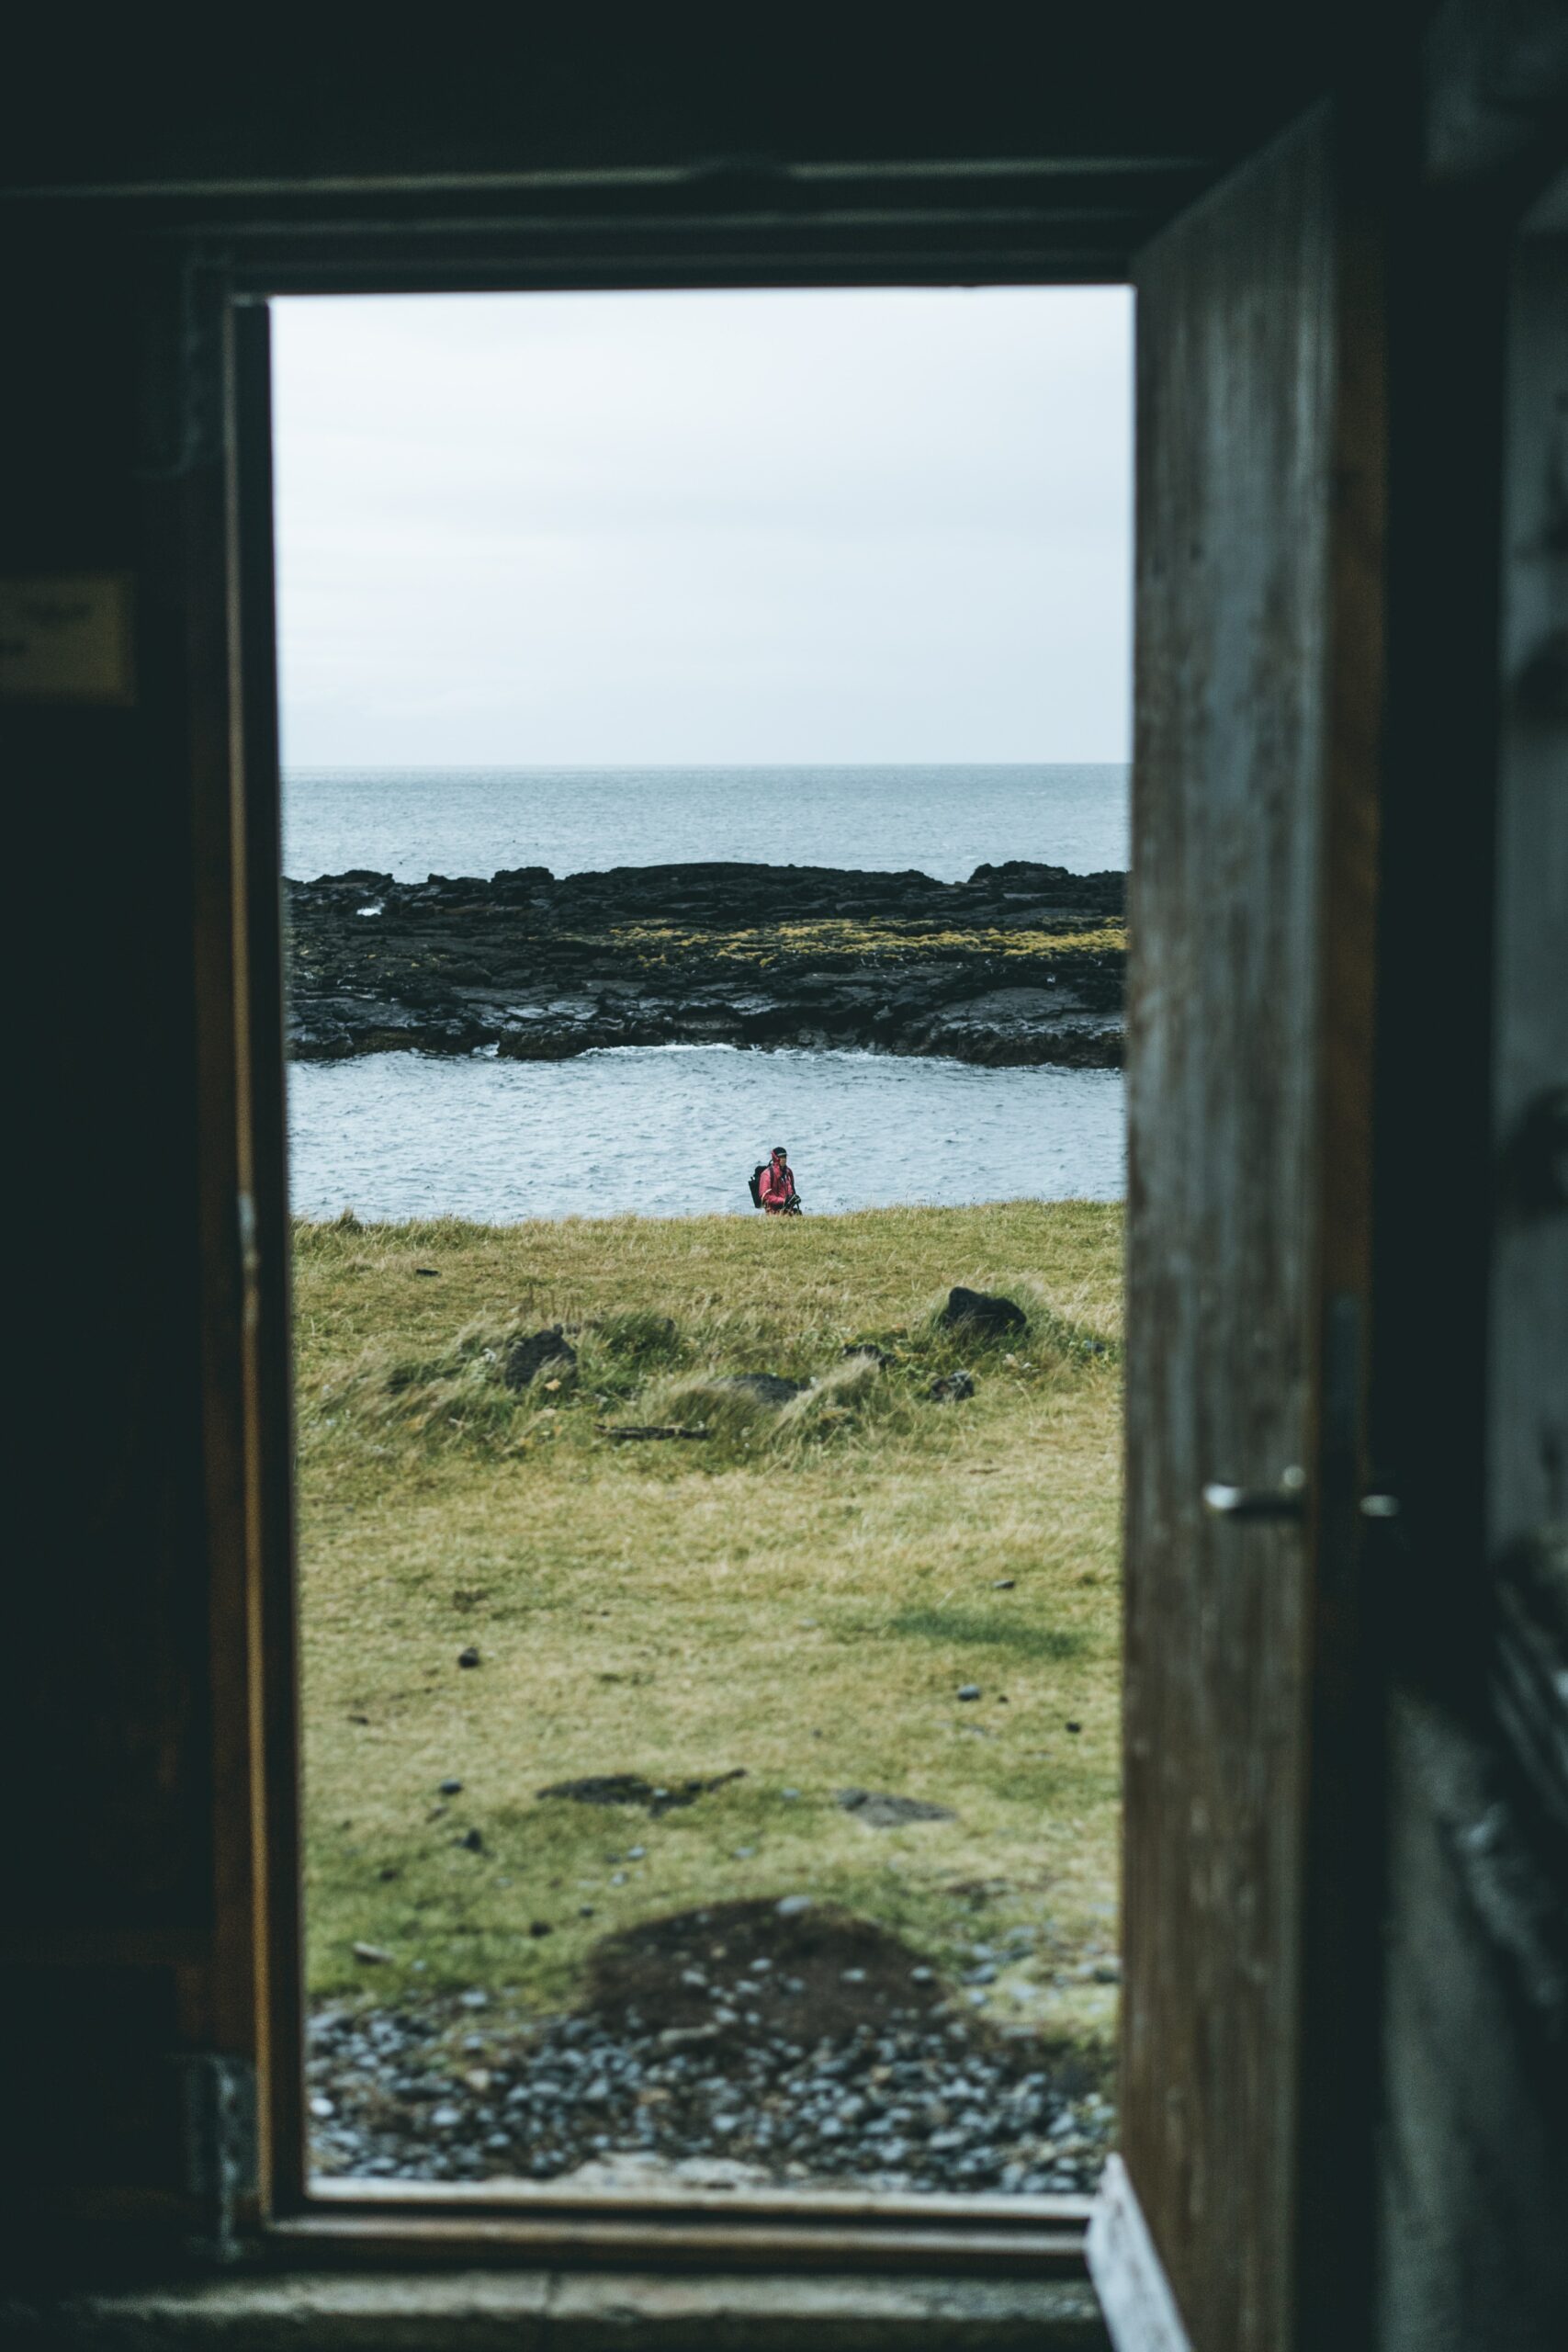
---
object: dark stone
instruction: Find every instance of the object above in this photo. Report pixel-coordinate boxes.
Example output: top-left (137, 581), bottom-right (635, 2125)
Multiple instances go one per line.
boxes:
top-left (941, 1286), bottom-right (1027, 1337)
top-left (601, 1424), bottom-right (708, 1442)
top-left (537, 1769), bottom-right (746, 1816)
top-left (504, 1326), bottom-right (577, 1390)
top-left (439, 1778), bottom-right (463, 1795)
top-left (283, 857), bottom-right (1125, 1069)
top-left (459, 1827), bottom-right (483, 1851)
top-left (835, 1789), bottom-right (957, 1826)
top-left (716, 1374), bottom-right (806, 1405)
top-left (457, 1646), bottom-right (481, 1668)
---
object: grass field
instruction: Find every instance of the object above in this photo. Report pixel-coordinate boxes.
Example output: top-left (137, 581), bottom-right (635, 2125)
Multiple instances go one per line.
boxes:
top-left (295, 1199), bottom-right (1123, 2052)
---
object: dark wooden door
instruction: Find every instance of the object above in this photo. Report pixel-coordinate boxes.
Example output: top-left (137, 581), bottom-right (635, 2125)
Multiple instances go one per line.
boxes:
top-left (1090, 105), bottom-right (1386, 2352)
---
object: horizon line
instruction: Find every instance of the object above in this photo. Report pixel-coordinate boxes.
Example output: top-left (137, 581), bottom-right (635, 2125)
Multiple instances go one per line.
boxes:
top-left (281, 757), bottom-right (1131, 775)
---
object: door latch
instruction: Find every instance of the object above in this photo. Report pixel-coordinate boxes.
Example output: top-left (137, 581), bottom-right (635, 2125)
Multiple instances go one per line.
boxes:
top-left (1202, 1464), bottom-right (1309, 1521)
top-left (1203, 1468), bottom-right (1402, 1522)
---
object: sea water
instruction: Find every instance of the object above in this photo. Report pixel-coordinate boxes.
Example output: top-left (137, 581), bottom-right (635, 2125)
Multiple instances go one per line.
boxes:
top-left (283, 763), bottom-right (1128, 885)
top-left (288, 1046), bottom-right (1124, 1224)
top-left (283, 765), bottom-right (1129, 1219)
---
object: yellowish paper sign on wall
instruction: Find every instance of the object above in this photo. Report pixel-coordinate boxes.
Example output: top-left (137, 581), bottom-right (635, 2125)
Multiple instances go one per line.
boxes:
top-left (0, 575), bottom-right (136, 704)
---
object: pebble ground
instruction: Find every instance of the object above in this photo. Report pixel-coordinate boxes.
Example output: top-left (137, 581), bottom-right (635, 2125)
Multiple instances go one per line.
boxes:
top-left (307, 1994), bottom-right (1114, 2196)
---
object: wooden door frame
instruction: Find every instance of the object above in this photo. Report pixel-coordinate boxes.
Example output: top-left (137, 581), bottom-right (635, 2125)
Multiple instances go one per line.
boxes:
top-left (208, 226), bottom-right (1124, 2277)
top-left (178, 75), bottom-right (1566, 2316)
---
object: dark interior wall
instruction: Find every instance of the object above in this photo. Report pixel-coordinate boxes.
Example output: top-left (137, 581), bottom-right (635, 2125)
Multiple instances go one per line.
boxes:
top-left (0, 13), bottom-right (1335, 188)
top-left (1372, 165), bottom-right (1568, 2351)
top-left (2, 248), bottom-right (231, 2239)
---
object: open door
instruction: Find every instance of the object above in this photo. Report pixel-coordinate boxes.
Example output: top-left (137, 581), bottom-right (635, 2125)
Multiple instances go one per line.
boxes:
top-left (1089, 106), bottom-right (1385, 2352)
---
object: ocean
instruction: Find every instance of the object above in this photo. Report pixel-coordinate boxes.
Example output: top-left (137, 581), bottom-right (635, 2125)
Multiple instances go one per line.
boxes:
top-left (282, 763), bottom-right (1129, 886)
top-left (288, 1046), bottom-right (1124, 1225)
top-left (282, 765), bottom-right (1129, 1222)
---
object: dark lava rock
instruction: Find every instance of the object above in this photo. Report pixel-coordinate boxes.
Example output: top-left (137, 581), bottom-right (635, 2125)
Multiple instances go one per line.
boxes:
top-left (835, 1789), bottom-right (956, 1827)
top-left (537, 1770), bottom-right (746, 1817)
top-left (284, 857), bottom-right (1125, 1070)
top-left (930, 1371), bottom-right (976, 1402)
top-left (457, 1646), bottom-right (481, 1668)
top-left (942, 1287), bottom-right (1028, 1338)
top-left (504, 1326), bottom-right (577, 1391)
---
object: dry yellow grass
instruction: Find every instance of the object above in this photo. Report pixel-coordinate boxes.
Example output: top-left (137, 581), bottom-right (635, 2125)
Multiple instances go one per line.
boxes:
top-left (604, 918), bottom-right (1126, 965)
top-left (296, 1200), bottom-right (1122, 2048)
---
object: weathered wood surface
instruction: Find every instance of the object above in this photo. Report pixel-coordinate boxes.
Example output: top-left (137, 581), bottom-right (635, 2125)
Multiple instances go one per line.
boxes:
top-left (1122, 105), bottom-right (1383, 2352)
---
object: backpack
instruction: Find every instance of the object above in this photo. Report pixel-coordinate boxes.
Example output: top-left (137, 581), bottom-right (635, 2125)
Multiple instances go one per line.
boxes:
top-left (748, 1163), bottom-right (767, 1209)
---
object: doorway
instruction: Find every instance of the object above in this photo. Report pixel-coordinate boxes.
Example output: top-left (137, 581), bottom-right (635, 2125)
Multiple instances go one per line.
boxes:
top-left (269, 285), bottom-right (1133, 2201)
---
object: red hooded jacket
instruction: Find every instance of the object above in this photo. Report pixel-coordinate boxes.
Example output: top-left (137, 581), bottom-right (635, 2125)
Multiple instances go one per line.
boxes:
top-left (760, 1157), bottom-right (795, 1211)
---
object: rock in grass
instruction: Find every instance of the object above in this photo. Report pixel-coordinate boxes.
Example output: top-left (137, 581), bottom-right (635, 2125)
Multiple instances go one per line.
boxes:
top-left (941, 1286), bottom-right (1027, 1338)
top-left (715, 1373), bottom-right (807, 1406)
top-left (504, 1325), bottom-right (577, 1391)
top-left (602, 1423), bottom-right (708, 1442)
top-left (836, 1789), bottom-right (956, 1826)
top-left (929, 1370), bottom-right (976, 1402)
top-left (956, 1685), bottom-right (982, 1702)
top-left (537, 1770), bottom-right (745, 1815)
top-left (458, 1827), bottom-right (483, 1851)
top-left (457, 1646), bottom-right (480, 1668)
top-left (352, 1941), bottom-right (391, 1964)
top-left (438, 1777), bottom-right (463, 1795)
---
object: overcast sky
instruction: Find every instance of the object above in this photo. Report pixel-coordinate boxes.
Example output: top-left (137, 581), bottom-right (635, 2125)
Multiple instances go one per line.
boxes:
top-left (273, 287), bottom-right (1132, 768)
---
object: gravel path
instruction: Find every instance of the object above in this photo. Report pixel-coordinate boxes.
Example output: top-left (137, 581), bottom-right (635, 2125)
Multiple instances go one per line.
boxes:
top-left (307, 1996), bottom-right (1113, 2196)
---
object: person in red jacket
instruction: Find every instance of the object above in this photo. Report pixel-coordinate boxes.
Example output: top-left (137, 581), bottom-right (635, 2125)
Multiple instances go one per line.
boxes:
top-left (759, 1145), bottom-right (798, 1215)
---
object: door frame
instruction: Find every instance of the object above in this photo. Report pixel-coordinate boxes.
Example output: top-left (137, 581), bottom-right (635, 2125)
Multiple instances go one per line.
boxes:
top-left (210, 213), bottom-right (1136, 2277)
top-left (176, 75), bottom-right (1560, 2311)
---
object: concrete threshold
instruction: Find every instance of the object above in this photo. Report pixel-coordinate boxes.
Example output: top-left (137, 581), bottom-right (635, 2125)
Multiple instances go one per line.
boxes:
top-left (6, 2267), bottom-right (1110, 2350)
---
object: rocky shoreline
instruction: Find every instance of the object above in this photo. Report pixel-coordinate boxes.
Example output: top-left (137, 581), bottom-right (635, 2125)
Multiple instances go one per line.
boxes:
top-left (285, 858), bottom-right (1125, 1069)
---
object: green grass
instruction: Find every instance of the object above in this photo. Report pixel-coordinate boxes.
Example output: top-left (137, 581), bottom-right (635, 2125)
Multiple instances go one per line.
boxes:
top-left (295, 1199), bottom-right (1123, 2048)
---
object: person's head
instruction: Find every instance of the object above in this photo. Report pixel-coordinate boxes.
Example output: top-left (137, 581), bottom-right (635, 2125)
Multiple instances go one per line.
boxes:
top-left (772, 1145), bottom-right (788, 1162)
